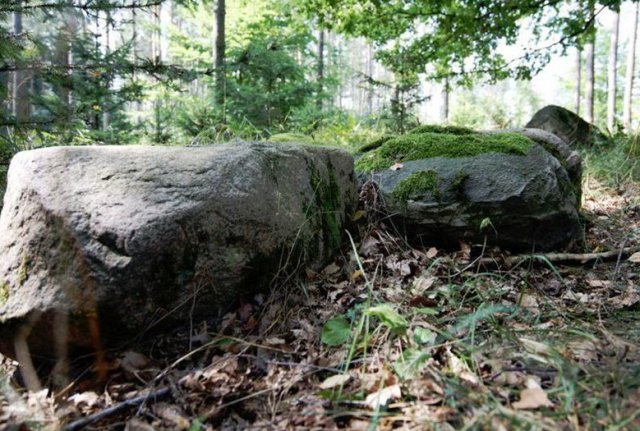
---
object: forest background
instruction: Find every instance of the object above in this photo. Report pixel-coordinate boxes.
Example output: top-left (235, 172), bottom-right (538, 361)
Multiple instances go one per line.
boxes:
top-left (0, 0), bottom-right (639, 188)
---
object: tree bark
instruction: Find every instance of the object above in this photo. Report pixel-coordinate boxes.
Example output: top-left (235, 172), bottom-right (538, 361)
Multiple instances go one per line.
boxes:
top-left (624, 2), bottom-right (639, 131)
top-left (317, 29), bottom-right (325, 111)
top-left (214, 0), bottom-right (226, 107)
top-left (607, 10), bottom-right (620, 133)
top-left (441, 78), bottom-right (450, 123)
top-left (12, 2), bottom-right (31, 125)
top-left (575, 47), bottom-right (582, 116)
top-left (584, 0), bottom-right (596, 124)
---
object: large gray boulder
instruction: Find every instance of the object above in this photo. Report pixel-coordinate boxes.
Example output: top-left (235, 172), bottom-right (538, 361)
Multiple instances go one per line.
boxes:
top-left (525, 105), bottom-right (606, 147)
top-left (0, 142), bottom-right (356, 358)
top-left (357, 131), bottom-right (581, 250)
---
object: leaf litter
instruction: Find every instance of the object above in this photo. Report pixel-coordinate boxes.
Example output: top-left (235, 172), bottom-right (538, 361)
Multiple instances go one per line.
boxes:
top-left (0, 181), bottom-right (639, 430)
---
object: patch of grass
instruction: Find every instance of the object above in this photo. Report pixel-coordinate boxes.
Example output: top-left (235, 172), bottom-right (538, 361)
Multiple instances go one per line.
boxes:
top-left (583, 134), bottom-right (640, 188)
top-left (355, 131), bottom-right (534, 173)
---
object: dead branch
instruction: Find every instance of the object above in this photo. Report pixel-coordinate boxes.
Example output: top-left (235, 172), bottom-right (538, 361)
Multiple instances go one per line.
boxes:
top-left (62, 387), bottom-right (170, 431)
top-left (479, 246), bottom-right (640, 267)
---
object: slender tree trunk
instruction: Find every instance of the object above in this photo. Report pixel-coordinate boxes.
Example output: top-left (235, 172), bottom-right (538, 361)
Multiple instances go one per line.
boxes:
top-left (317, 29), bottom-right (325, 111)
top-left (575, 47), bottom-right (582, 116)
top-left (214, 0), bottom-right (226, 107)
top-left (153, 3), bottom-right (161, 141)
top-left (12, 2), bottom-right (31, 126)
top-left (584, 1), bottom-right (596, 124)
top-left (441, 78), bottom-right (450, 123)
top-left (624, 2), bottom-right (639, 131)
top-left (102, 9), bottom-right (111, 131)
top-left (366, 43), bottom-right (374, 116)
top-left (607, 10), bottom-right (620, 132)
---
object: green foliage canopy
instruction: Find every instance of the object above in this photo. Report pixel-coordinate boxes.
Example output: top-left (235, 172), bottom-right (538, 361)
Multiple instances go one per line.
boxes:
top-left (297, 0), bottom-right (629, 83)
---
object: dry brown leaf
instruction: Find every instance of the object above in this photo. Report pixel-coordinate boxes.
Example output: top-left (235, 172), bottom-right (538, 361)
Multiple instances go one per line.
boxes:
top-left (364, 384), bottom-right (402, 409)
top-left (426, 247), bottom-right (438, 259)
top-left (318, 373), bottom-right (351, 389)
top-left (628, 251), bottom-right (640, 263)
top-left (519, 337), bottom-right (551, 355)
top-left (446, 349), bottom-right (480, 386)
top-left (512, 378), bottom-right (553, 410)
top-left (322, 262), bottom-right (341, 276)
top-left (413, 276), bottom-right (436, 294)
top-left (608, 284), bottom-right (640, 309)
top-left (350, 269), bottom-right (364, 281)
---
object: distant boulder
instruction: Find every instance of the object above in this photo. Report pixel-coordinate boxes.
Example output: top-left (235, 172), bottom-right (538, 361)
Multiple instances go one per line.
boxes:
top-left (498, 128), bottom-right (582, 202)
top-left (525, 105), bottom-right (606, 147)
top-left (356, 129), bottom-right (581, 251)
top-left (0, 142), bottom-right (357, 359)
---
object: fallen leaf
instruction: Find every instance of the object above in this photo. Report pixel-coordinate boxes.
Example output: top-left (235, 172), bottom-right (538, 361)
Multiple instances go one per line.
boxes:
top-left (629, 252), bottom-right (640, 263)
top-left (446, 349), bottom-right (480, 386)
top-left (265, 337), bottom-right (286, 346)
top-left (322, 262), bottom-right (341, 276)
top-left (350, 269), bottom-right (364, 281)
top-left (319, 373), bottom-right (351, 389)
top-left (426, 247), bottom-right (438, 259)
top-left (365, 384), bottom-right (401, 409)
top-left (512, 378), bottom-right (553, 409)
top-left (519, 337), bottom-right (551, 355)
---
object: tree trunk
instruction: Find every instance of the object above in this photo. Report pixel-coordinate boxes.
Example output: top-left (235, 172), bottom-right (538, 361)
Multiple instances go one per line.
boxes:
top-left (367, 43), bottom-right (374, 116)
top-left (214, 0), bottom-right (226, 107)
top-left (12, 2), bottom-right (31, 126)
top-left (607, 10), bottom-right (620, 132)
top-left (575, 47), bottom-right (582, 116)
top-left (624, 2), bottom-right (639, 131)
top-left (441, 78), bottom-right (450, 123)
top-left (584, 1), bottom-right (596, 124)
top-left (317, 29), bottom-right (325, 111)
top-left (102, 9), bottom-right (111, 131)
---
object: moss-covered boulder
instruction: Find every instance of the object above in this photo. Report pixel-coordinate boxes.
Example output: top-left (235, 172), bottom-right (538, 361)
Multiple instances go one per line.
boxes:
top-left (0, 142), bottom-right (357, 360)
top-left (526, 105), bottom-right (608, 147)
top-left (357, 129), bottom-right (581, 251)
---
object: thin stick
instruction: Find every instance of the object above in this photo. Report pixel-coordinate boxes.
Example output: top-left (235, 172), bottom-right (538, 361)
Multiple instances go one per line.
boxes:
top-left (62, 387), bottom-right (171, 431)
top-left (479, 246), bottom-right (640, 267)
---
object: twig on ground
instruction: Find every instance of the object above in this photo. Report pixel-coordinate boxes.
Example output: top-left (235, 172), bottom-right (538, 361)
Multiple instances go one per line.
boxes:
top-left (62, 387), bottom-right (171, 431)
top-left (480, 246), bottom-right (640, 267)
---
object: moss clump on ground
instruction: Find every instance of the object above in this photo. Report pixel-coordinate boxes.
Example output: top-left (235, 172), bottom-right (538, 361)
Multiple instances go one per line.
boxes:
top-left (392, 170), bottom-right (440, 204)
top-left (355, 132), bottom-right (534, 173)
top-left (269, 133), bottom-right (315, 144)
top-left (409, 124), bottom-right (475, 135)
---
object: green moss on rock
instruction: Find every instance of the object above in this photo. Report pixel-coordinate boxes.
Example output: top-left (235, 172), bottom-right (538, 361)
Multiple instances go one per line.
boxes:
top-left (355, 132), bottom-right (534, 173)
top-left (393, 170), bottom-right (440, 205)
top-left (269, 133), bottom-right (315, 144)
top-left (0, 281), bottom-right (8, 306)
top-left (357, 135), bottom-right (396, 153)
top-left (409, 124), bottom-right (475, 135)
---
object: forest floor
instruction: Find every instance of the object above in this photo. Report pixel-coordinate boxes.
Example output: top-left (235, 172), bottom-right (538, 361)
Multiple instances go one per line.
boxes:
top-left (1, 177), bottom-right (640, 431)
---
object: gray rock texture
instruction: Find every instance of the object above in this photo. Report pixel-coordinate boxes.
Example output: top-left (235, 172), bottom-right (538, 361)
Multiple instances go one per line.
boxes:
top-left (373, 145), bottom-right (581, 251)
top-left (0, 142), bottom-right (356, 358)
top-left (500, 128), bottom-right (582, 202)
top-left (525, 105), bottom-right (606, 147)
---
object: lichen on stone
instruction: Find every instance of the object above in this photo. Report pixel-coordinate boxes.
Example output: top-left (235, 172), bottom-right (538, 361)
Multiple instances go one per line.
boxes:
top-left (355, 131), bottom-right (534, 173)
top-left (0, 281), bottom-right (8, 306)
top-left (392, 170), bottom-right (441, 205)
